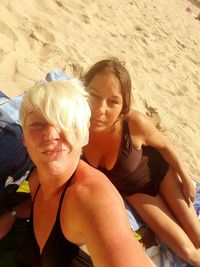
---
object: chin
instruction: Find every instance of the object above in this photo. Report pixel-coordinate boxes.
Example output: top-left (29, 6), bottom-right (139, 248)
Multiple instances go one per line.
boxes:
top-left (90, 126), bottom-right (105, 132)
top-left (45, 161), bottom-right (66, 175)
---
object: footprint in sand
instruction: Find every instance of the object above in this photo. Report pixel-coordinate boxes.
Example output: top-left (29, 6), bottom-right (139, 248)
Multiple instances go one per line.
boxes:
top-left (0, 21), bottom-right (18, 41)
top-left (145, 51), bottom-right (155, 60)
top-left (176, 86), bottom-right (188, 97)
top-left (55, 0), bottom-right (64, 7)
top-left (39, 43), bottom-right (63, 57)
top-left (29, 24), bottom-right (55, 43)
top-left (144, 100), bottom-right (162, 129)
top-left (80, 14), bottom-right (91, 24)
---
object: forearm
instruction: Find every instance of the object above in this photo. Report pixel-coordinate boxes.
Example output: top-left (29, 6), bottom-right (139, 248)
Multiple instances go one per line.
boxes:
top-left (159, 143), bottom-right (190, 182)
top-left (0, 198), bottom-right (31, 239)
top-left (14, 198), bottom-right (32, 218)
top-left (0, 210), bottom-right (16, 239)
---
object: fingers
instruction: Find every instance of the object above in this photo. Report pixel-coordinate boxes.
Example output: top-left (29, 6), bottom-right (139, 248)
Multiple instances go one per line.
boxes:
top-left (187, 196), bottom-right (195, 207)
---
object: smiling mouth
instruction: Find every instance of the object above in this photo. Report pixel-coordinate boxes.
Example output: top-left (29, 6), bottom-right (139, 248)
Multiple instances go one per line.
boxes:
top-left (42, 150), bottom-right (64, 156)
top-left (92, 118), bottom-right (105, 124)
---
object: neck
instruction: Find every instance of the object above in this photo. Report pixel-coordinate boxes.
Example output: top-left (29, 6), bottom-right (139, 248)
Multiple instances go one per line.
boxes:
top-left (36, 158), bottom-right (79, 199)
top-left (90, 120), bottom-right (122, 137)
top-left (37, 169), bottom-right (75, 200)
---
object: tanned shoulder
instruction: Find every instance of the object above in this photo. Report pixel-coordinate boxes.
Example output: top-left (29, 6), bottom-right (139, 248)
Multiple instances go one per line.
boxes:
top-left (128, 110), bottom-right (150, 131)
top-left (127, 110), bottom-right (152, 145)
top-left (73, 160), bottom-right (116, 194)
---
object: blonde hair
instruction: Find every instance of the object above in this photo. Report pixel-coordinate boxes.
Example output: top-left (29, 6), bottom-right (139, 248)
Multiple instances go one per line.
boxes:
top-left (20, 79), bottom-right (91, 150)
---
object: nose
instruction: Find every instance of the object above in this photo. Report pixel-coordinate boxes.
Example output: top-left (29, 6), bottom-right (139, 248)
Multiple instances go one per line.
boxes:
top-left (43, 125), bottom-right (60, 142)
top-left (95, 100), bottom-right (107, 115)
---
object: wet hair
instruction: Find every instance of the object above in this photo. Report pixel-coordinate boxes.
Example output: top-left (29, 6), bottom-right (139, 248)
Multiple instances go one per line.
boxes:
top-left (20, 79), bottom-right (91, 150)
top-left (84, 57), bottom-right (132, 118)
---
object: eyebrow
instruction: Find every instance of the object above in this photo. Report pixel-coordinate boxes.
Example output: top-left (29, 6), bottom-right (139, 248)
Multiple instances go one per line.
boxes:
top-left (89, 87), bottom-right (122, 99)
top-left (88, 87), bottom-right (100, 94)
top-left (111, 96), bottom-right (122, 100)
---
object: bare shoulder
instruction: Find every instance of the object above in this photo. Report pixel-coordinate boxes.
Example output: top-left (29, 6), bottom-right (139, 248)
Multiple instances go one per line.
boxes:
top-left (61, 160), bottom-right (126, 242)
top-left (128, 110), bottom-right (151, 131)
top-left (128, 110), bottom-right (167, 148)
top-left (67, 161), bottom-right (126, 221)
top-left (127, 110), bottom-right (154, 144)
top-left (71, 160), bottom-right (121, 203)
top-left (67, 160), bottom-right (128, 234)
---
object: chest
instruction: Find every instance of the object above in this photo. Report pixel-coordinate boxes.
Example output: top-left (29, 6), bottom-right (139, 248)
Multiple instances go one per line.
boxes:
top-left (33, 192), bottom-right (61, 254)
top-left (84, 131), bottom-right (122, 170)
top-left (33, 189), bottom-right (84, 254)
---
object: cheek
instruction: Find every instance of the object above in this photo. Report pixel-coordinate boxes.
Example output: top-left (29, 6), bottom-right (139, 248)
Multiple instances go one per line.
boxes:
top-left (23, 139), bottom-right (32, 153)
top-left (89, 99), bottom-right (98, 109)
top-left (23, 132), bottom-right (38, 150)
top-left (109, 108), bottom-right (122, 120)
top-left (23, 133), bottom-right (29, 148)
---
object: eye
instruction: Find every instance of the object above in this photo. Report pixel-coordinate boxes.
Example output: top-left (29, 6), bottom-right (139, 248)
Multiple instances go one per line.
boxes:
top-left (90, 93), bottom-right (100, 99)
top-left (29, 122), bottom-right (46, 129)
top-left (112, 100), bottom-right (120, 105)
top-left (108, 99), bottom-right (121, 107)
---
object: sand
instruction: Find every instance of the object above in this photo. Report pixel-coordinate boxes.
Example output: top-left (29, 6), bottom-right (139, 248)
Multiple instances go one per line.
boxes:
top-left (0, 0), bottom-right (200, 179)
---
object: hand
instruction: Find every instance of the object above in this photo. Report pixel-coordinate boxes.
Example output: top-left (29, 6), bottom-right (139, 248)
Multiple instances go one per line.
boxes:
top-left (14, 198), bottom-right (31, 218)
top-left (182, 179), bottom-right (196, 207)
top-left (0, 211), bottom-right (16, 239)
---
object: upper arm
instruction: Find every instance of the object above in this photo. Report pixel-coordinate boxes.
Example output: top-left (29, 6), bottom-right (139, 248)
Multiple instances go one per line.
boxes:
top-left (71, 173), bottom-right (152, 267)
top-left (128, 111), bottom-right (168, 149)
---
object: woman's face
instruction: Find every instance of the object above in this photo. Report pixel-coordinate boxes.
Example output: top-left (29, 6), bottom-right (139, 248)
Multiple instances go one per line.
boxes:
top-left (87, 73), bottom-right (123, 132)
top-left (23, 112), bottom-right (80, 175)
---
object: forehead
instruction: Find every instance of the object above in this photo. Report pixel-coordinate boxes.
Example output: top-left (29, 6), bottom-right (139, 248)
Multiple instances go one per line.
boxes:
top-left (88, 73), bottom-right (122, 96)
top-left (26, 111), bottom-right (46, 122)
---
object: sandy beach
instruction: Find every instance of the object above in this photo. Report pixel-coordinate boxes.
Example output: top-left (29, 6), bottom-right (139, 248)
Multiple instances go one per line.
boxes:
top-left (0, 0), bottom-right (200, 179)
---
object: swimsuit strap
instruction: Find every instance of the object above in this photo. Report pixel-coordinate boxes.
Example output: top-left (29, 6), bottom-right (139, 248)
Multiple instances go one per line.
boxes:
top-left (123, 119), bottom-right (130, 135)
top-left (56, 172), bottom-right (75, 220)
top-left (32, 172), bottom-right (75, 218)
top-left (32, 183), bottom-right (41, 203)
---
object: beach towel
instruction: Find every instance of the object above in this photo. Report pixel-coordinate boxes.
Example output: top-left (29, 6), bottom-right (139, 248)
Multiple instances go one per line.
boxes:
top-left (0, 92), bottom-right (33, 214)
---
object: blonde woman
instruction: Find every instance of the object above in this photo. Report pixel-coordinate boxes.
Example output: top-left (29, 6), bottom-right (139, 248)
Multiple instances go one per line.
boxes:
top-left (18, 80), bottom-right (153, 267)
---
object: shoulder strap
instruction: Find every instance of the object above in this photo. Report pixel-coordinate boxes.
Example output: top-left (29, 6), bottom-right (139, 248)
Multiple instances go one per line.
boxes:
top-left (56, 173), bottom-right (75, 219)
top-left (123, 119), bottom-right (130, 134)
top-left (32, 184), bottom-right (40, 204)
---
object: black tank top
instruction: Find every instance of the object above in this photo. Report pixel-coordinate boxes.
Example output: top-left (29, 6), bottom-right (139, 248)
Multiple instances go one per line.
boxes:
top-left (28, 175), bottom-right (93, 267)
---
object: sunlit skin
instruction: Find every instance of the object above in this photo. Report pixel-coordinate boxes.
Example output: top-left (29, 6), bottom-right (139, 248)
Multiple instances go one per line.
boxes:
top-left (84, 73), bottom-right (126, 170)
top-left (87, 73), bottom-right (123, 133)
top-left (0, 80), bottom-right (157, 266)
top-left (83, 70), bottom-right (200, 265)
top-left (22, 112), bottom-right (154, 267)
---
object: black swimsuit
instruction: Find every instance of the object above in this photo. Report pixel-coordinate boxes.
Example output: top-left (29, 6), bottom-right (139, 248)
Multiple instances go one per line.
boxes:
top-left (17, 175), bottom-right (93, 267)
top-left (83, 120), bottom-right (169, 196)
